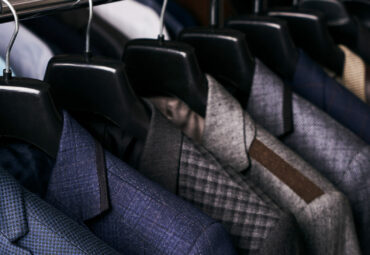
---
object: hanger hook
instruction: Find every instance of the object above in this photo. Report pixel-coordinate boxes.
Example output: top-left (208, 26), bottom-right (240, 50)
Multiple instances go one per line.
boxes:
top-left (2, 0), bottom-right (19, 78)
top-left (158, 0), bottom-right (168, 41)
top-left (85, 0), bottom-right (93, 54)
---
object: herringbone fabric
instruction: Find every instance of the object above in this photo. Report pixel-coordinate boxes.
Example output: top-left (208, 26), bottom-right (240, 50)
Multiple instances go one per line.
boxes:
top-left (0, 167), bottom-right (120, 255)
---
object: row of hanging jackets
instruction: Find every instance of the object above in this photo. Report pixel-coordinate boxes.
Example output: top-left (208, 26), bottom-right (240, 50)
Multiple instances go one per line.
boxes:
top-left (0, 0), bottom-right (369, 254)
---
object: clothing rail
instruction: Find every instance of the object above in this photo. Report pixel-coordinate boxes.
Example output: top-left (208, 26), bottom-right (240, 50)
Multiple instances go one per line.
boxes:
top-left (0, 0), bottom-right (117, 22)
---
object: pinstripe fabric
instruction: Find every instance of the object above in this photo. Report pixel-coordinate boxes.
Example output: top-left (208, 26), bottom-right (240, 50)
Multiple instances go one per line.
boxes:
top-left (287, 49), bottom-right (370, 144)
top-left (245, 59), bottom-right (370, 254)
top-left (0, 167), bottom-right (120, 254)
top-left (139, 104), bottom-right (304, 255)
top-left (44, 112), bottom-right (236, 255)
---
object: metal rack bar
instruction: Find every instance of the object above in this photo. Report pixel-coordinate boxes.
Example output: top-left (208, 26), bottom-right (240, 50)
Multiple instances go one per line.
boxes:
top-left (0, 0), bottom-right (117, 22)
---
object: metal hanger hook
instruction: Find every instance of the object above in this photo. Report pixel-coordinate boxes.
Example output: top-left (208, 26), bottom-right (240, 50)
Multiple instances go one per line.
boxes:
top-left (2, 0), bottom-right (19, 75)
top-left (158, 0), bottom-right (168, 40)
top-left (85, 0), bottom-right (93, 54)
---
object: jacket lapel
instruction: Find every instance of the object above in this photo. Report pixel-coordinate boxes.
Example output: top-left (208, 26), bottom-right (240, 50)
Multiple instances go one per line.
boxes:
top-left (0, 169), bottom-right (31, 254)
top-left (46, 112), bottom-right (110, 222)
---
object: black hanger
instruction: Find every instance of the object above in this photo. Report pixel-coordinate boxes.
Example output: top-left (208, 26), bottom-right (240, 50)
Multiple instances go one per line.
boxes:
top-left (0, 3), bottom-right (62, 159)
top-left (123, 38), bottom-right (208, 117)
top-left (44, 0), bottom-right (150, 153)
top-left (300, 0), bottom-right (370, 64)
top-left (178, 0), bottom-right (255, 106)
top-left (226, 0), bottom-right (298, 80)
top-left (122, 0), bottom-right (208, 117)
top-left (343, 0), bottom-right (370, 30)
top-left (268, 7), bottom-right (344, 75)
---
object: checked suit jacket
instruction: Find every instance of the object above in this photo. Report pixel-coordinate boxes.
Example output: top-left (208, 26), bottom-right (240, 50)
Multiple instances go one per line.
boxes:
top-left (0, 167), bottom-right (120, 255)
top-left (0, 111), bottom-right (236, 255)
top-left (74, 102), bottom-right (305, 254)
top-left (149, 76), bottom-right (361, 255)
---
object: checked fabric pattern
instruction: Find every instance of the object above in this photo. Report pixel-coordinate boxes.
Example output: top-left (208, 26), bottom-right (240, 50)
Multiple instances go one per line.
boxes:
top-left (178, 136), bottom-right (298, 254)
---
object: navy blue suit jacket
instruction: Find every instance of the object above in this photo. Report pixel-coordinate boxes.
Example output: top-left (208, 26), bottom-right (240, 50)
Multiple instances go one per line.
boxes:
top-left (287, 50), bottom-right (370, 144)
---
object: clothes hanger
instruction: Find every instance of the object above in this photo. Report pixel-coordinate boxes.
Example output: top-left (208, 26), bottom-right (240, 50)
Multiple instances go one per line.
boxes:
top-left (0, 0), bottom-right (62, 159)
top-left (342, 0), bottom-right (370, 30)
top-left (44, 0), bottom-right (150, 150)
top-left (300, 0), bottom-right (370, 64)
top-left (123, 0), bottom-right (208, 117)
top-left (267, 0), bottom-right (344, 75)
top-left (342, 0), bottom-right (370, 22)
top-left (226, 0), bottom-right (298, 80)
top-left (179, 0), bottom-right (255, 106)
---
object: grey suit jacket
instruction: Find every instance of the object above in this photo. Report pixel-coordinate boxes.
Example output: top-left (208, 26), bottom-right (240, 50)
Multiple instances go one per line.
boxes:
top-left (149, 76), bottom-right (361, 255)
top-left (247, 59), bottom-right (370, 254)
top-left (138, 104), bottom-right (303, 255)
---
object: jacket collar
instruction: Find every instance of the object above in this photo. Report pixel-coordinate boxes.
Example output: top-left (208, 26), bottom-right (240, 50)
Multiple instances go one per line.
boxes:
top-left (139, 102), bottom-right (183, 194)
top-left (202, 75), bottom-right (256, 172)
top-left (0, 169), bottom-right (28, 242)
top-left (46, 111), bottom-right (109, 222)
top-left (247, 59), bottom-right (292, 138)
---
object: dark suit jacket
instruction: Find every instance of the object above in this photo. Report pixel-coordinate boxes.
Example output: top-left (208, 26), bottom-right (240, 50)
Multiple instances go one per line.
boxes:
top-left (0, 167), bottom-right (120, 254)
top-left (0, 112), bottom-right (236, 255)
top-left (286, 49), bottom-right (370, 144)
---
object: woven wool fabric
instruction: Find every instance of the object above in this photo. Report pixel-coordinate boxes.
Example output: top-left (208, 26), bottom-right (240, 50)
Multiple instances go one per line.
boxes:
top-left (0, 111), bottom-right (236, 255)
top-left (138, 105), bottom-right (303, 255)
top-left (0, 167), bottom-right (120, 254)
top-left (339, 45), bottom-right (367, 102)
top-left (150, 76), bottom-right (361, 255)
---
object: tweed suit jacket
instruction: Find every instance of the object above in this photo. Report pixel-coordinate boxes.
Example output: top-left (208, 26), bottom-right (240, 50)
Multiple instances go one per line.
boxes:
top-left (245, 59), bottom-right (370, 254)
top-left (287, 49), bottom-right (370, 144)
top-left (0, 111), bottom-right (236, 255)
top-left (0, 167), bottom-right (120, 255)
top-left (149, 76), bottom-right (361, 255)
top-left (73, 102), bottom-right (304, 254)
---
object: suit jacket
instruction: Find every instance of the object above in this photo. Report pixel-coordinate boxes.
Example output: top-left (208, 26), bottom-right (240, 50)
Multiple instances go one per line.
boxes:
top-left (72, 104), bottom-right (304, 254)
top-left (149, 76), bottom-right (361, 255)
top-left (0, 111), bottom-right (236, 255)
top-left (336, 45), bottom-right (370, 103)
top-left (287, 49), bottom-right (370, 144)
top-left (246, 59), bottom-right (370, 254)
top-left (0, 167), bottom-right (120, 255)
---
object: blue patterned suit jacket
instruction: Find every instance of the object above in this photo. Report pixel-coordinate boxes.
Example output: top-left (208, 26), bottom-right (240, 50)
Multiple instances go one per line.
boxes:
top-left (0, 167), bottom-right (120, 254)
top-left (0, 112), bottom-right (236, 255)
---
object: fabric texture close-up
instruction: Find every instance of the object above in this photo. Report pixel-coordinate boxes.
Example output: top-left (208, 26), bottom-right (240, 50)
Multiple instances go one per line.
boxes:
top-left (286, 49), bottom-right (370, 145)
top-left (148, 75), bottom-right (361, 255)
top-left (245, 59), bottom-right (370, 255)
top-left (0, 111), bottom-right (237, 255)
top-left (71, 102), bottom-right (304, 255)
top-left (0, 167), bottom-right (121, 255)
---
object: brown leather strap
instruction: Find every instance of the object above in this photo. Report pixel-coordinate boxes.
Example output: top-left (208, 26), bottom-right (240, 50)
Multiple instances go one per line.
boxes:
top-left (94, 140), bottom-right (110, 212)
top-left (366, 66), bottom-right (370, 104)
top-left (249, 139), bottom-right (324, 203)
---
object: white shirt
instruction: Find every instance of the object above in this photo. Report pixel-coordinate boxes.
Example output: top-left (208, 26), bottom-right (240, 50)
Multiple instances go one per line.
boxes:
top-left (95, 0), bottom-right (170, 40)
